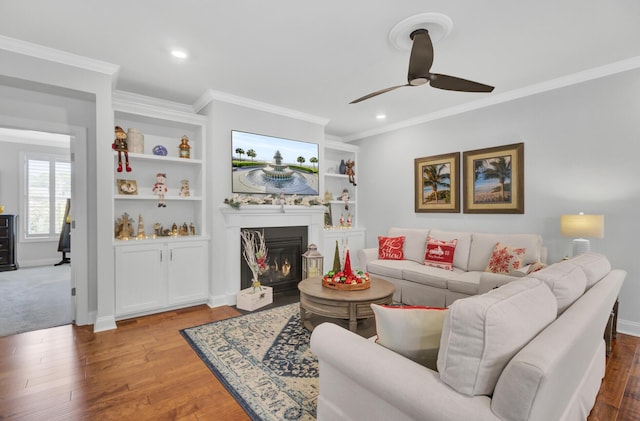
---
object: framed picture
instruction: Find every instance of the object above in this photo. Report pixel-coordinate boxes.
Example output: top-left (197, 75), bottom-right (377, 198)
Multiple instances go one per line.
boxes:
top-left (116, 179), bottom-right (138, 195)
top-left (463, 142), bottom-right (524, 214)
top-left (414, 152), bottom-right (460, 213)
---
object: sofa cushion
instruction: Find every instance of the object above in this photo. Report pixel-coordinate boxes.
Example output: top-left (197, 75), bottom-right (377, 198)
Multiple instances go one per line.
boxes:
top-left (468, 233), bottom-right (542, 271)
top-left (430, 229), bottom-right (473, 271)
top-left (447, 271), bottom-right (481, 295)
top-left (437, 278), bottom-right (557, 397)
top-left (424, 236), bottom-right (457, 271)
top-left (371, 304), bottom-right (448, 370)
top-left (388, 227), bottom-right (430, 264)
top-left (378, 236), bottom-right (405, 260)
top-left (485, 242), bottom-right (526, 274)
top-left (528, 261), bottom-right (587, 314)
top-left (367, 259), bottom-right (411, 279)
top-left (402, 264), bottom-right (465, 289)
top-left (568, 252), bottom-right (611, 289)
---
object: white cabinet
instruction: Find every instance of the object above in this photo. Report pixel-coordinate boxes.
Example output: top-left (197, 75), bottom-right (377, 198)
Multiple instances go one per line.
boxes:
top-left (322, 228), bottom-right (366, 274)
top-left (115, 240), bottom-right (209, 318)
top-left (112, 94), bottom-right (209, 319)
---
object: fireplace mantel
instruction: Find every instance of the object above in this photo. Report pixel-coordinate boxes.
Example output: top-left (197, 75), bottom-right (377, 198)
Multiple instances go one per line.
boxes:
top-left (219, 205), bottom-right (326, 304)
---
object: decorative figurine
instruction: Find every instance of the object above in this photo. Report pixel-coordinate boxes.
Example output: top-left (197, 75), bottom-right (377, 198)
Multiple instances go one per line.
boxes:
top-left (153, 223), bottom-right (162, 237)
top-left (112, 126), bottom-right (131, 172)
top-left (178, 135), bottom-right (191, 158)
top-left (339, 213), bottom-right (345, 227)
top-left (180, 223), bottom-right (189, 236)
top-left (189, 222), bottom-right (196, 236)
top-left (341, 188), bottom-right (350, 211)
top-left (179, 179), bottom-right (190, 197)
top-left (152, 173), bottom-right (168, 207)
top-left (171, 222), bottom-right (178, 236)
top-left (345, 159), bottom-right (356, 186)
top-left (347, 213), bottom-right (352, 228)
top-left (136, 214), bottom-right (147, 239)
top-left (115, 212), bottom-right (135, 240)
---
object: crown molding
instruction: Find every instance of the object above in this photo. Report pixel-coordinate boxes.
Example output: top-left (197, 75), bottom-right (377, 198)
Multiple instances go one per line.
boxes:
top-left (0, 35), bottom-right (120, 77)
top-left (194, 88), bottom-right (330, 127)
top-left (113, 90), bottom-right (206, 124)
top-left (341, 56), bottom-right (640, 142)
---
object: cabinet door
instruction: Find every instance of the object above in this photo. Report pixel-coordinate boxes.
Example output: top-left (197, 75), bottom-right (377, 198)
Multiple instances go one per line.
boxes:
top-left (167, 241), bottom-right (209, 305)
top-left (115, 244), bottom-right (166, 316)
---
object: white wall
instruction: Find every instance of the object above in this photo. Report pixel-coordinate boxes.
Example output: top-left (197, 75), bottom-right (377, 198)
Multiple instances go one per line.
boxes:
top-left (201, 100), bottom-right (325, 306)
top-left (354, 68), bottom-right (640, 335)
top-left (0, 139), bottom-right (70, 266)
top-left (0, 48), bottom-right (115, 328)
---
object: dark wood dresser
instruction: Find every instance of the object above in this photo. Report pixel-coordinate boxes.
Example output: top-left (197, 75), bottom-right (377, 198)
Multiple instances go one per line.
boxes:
top-left (0, 214), bottom-right (18, 271)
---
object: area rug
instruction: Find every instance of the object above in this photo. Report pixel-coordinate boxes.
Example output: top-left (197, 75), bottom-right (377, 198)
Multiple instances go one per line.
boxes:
top-left (181, 303), bottom-right (318, 421)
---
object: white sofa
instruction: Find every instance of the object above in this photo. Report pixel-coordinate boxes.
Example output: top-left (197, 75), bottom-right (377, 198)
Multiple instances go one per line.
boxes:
top-left (357, 227), bottom-right (546, 307)
top-left (311, 253), bottom-right (625, 421)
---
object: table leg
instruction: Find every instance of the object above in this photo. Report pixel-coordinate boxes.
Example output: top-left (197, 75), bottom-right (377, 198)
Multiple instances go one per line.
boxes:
top-left (349, 303), bottom-right (357, 332)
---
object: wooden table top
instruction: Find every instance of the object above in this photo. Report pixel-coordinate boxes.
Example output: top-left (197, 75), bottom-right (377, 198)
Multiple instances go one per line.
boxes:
top-left (298, 276), bottom-right (395, 302)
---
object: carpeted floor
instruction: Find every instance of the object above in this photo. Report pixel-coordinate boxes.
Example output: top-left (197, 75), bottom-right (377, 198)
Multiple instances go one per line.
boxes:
top-left (0, 265), bottom-right (72, 336)
top-left (181, 302), bottom-right (318, 421)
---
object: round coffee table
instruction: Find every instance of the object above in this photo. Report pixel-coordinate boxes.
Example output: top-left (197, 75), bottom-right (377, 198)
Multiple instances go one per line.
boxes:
top-left (298, 276), bottom-right (395, 332)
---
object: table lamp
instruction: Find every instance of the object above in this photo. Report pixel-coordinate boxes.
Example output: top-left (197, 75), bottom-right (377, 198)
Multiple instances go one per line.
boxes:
top-left (560, 213), bottom-right (604, 256)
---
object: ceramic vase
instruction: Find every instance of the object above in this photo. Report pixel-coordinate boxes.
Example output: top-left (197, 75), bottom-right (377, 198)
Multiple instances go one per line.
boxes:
top-left (127, 128), bottom-right (144, 153)
top-left (339, 159), bottom-right (346, 174)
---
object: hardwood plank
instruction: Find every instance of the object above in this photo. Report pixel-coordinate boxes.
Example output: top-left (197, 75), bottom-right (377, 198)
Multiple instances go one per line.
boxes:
top-left (2, 303), bottom-right (639, 421)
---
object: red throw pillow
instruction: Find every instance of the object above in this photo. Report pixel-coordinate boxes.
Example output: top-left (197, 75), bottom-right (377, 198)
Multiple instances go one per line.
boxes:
top-left (485, 242), bottom-right (526, 274)
top-left (424, 236), bottom-right (457, 271)
top-left (378, 236), bottom-right (405, 260)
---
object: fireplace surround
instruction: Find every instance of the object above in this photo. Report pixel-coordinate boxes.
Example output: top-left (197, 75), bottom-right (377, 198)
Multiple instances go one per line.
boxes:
top-left (220, 205), bottom-right (325, 305)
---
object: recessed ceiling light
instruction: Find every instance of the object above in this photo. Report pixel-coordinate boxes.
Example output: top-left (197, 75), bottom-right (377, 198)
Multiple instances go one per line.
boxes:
top-left (376, 114), bottom-right (387, 120)
top-left (171, 49), bottom-right (188, 59)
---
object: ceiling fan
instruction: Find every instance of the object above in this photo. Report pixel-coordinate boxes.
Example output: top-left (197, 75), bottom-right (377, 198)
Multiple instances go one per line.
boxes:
top-left (350, 29), bottom-right (494, 104)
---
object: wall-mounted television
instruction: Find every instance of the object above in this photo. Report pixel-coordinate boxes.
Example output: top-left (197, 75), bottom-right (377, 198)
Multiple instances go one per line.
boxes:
top-left (231, 130), bottom-right (320, 195)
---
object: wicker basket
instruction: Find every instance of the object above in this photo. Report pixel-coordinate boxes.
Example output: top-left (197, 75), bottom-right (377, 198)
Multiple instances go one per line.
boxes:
top-left (322, 278), bottom-right (371, 291)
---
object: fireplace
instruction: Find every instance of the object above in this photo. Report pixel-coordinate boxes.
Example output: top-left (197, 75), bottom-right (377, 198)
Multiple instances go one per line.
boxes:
top-left (240, 226), bottom-right (308, 293)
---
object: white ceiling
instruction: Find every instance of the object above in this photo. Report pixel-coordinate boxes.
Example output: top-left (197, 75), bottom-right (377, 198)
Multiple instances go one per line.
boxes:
top-left (1, 1), bottom-right (640, 140)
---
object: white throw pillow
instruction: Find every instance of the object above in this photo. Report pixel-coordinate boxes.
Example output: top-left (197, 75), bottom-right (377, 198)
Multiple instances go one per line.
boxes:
top-left (371, 304), bottom-right (447, 371)
top-left (437, 278), bottom-right (557, 396)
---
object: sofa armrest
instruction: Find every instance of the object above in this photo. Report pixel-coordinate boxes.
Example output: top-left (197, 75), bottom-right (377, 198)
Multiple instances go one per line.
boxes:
top-left (356, 248), bottom-right (379, 270)
top-left (310, 323), bottom-right (499, 421)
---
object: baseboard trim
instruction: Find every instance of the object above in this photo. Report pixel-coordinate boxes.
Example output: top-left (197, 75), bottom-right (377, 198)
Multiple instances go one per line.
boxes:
top-left (18, 258), bottom-right (61, 267)
top-left (207, 293), bottom-right (236, 308)
top-left (617, 318), bottom-right (640, 338)
top-left (93, 315), bottom-right (117, 333)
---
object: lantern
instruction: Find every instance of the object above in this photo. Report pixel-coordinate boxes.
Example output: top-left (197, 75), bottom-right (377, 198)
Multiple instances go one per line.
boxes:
top-left (302, 244), bottom-right (324, 279)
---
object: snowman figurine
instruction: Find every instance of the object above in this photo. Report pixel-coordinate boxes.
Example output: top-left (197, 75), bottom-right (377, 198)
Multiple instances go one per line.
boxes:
top-left (152, 173), bottom-right (168, 207)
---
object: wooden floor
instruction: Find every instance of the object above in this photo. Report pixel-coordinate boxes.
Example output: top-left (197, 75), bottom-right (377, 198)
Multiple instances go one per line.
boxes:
top-left (1, 304), bottom-right (639, 421)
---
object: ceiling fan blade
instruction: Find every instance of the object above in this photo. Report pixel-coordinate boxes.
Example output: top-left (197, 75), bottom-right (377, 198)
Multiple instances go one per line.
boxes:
top-left (408, 29), bottom-right (434, 83)
top-left (349, 84), bottom-right (408, 104)
top-left (428, 73), bottom-right (494, 92)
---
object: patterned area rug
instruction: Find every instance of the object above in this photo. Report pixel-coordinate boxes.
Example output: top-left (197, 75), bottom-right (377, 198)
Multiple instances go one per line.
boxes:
top-left (181, 303), bottom-right (317, 420)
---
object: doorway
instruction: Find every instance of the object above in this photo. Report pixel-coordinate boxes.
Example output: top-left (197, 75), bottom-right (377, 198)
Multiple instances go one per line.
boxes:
top-left (0, 127), bottom-right (86, 335)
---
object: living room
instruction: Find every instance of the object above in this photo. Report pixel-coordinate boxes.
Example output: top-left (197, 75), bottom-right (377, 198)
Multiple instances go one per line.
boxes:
top-left (1, 2), bottom-right (639, 419)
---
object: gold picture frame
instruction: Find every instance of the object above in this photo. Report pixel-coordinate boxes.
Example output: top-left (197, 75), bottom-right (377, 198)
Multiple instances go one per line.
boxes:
top-left (116, 179), bottom-right (139, 195)
top-left (414, 152), bottom-right (460, 213)
top-left (463, 142), bottom-right (524, 214)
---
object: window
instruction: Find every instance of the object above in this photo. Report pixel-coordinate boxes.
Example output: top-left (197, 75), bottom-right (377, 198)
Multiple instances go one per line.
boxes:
top-left (22, 153), bottom-right (71, 240)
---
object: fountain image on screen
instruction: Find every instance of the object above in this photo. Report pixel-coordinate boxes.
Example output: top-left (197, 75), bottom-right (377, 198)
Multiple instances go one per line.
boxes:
top-left (231, 130), bottom-right (320, 195)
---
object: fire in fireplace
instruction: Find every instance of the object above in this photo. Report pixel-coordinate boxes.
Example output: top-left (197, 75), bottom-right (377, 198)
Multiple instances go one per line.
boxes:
top-left (240, 226), bottom-right (308, 293)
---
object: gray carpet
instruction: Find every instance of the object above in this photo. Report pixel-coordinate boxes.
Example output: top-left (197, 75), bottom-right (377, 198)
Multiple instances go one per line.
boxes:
top-left (0, 265), bottom-right (72, 336)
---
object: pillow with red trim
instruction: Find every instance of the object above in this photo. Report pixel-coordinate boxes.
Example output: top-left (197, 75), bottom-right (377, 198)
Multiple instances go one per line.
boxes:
top-left (378, 236), bottom-right (405, 260)
top-left (485, 242), bottom-right (526, 274)
top-left (526, 261), bottom-right (548, 274)
top-left (424, 236), bottom-right (458, 271)
top-left (371, 303), bottom-right (448, 370)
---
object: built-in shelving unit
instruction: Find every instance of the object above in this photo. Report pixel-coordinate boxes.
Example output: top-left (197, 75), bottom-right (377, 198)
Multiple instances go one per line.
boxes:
top-left (112, 96), bottom-right (209, 319)
top-left (321, 140), bottom-right (366, 271)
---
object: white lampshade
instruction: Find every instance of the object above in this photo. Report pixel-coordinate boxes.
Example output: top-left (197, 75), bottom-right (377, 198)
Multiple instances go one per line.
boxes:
top-left (560, 213), bottom-right (604, 256)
